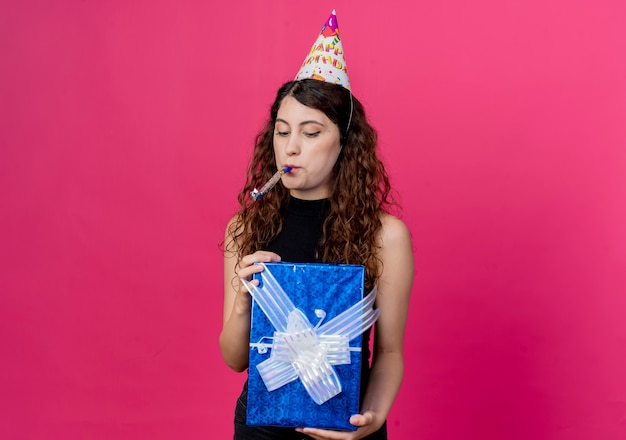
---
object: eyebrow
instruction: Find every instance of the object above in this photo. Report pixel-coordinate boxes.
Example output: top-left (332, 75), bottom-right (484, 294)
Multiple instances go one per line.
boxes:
top-left (275, 118), bottom-right (325, 127)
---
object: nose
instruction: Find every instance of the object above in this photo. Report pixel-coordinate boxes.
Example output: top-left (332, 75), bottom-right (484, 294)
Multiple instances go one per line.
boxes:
top-left (284, 134), bottom-right (300, 156)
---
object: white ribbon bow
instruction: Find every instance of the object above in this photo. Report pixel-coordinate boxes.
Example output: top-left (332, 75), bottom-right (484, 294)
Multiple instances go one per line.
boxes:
top-left (242, 265), bottom-right (380, 405)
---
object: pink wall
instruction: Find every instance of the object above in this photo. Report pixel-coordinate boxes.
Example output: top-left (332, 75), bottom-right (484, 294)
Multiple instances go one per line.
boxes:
top-left (1, 1), bottom-right (625, 439)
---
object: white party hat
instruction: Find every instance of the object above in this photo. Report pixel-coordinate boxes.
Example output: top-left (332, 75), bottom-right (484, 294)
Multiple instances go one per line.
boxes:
top-left (294, 10), bottom-right (351, 90)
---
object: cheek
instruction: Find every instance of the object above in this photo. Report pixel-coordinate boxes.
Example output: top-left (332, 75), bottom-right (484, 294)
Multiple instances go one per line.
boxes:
top-left (315, 151), bottom-right (340, 176)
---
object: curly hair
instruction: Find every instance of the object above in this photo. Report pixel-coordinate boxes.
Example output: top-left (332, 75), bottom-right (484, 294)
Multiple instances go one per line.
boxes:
top-left (225, 79), bottom-right (396, 290)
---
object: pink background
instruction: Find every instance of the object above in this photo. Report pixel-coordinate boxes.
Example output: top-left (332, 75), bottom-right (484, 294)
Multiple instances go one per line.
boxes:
top-left (1, 0), bottom-right (625, 439)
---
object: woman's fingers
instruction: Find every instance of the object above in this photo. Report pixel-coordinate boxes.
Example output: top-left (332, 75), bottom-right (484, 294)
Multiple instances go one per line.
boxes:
top-left (236, 251), bottom-right (282, 285)
top-left (240, 251), bottom-right (281, 268)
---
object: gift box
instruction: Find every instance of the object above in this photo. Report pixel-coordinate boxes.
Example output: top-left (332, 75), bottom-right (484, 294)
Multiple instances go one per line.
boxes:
top-left (245, 262), bottom-right (379, 430)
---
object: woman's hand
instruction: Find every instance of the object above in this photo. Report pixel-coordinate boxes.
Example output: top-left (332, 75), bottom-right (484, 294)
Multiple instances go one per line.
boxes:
top-left (235, 250), bottom-right (282, 292)
top-left (221, 249), bottom-right (281, 372)
top-left (295, 410), bottom-right (382, 440)
top-left (229, 250), bottom-right (282, 316)
top-left (230, 251), bottom-right (281, 315)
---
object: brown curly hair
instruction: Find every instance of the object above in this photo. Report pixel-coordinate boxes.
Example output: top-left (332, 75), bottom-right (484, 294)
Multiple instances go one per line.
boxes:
top-left (225, 79), bottom-right (396, 290)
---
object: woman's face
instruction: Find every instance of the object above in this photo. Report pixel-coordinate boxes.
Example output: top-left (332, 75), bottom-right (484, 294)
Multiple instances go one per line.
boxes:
top-left (273, 95), bottom-right (341, 200)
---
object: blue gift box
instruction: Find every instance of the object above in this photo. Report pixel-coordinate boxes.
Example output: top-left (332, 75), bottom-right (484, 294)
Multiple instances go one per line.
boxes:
top-left (246, 262), bottom-right (366, 431)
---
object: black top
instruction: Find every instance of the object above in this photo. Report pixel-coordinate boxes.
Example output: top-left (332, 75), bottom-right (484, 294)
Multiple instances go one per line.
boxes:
top-left (265, 197), bottom-right (330, 262)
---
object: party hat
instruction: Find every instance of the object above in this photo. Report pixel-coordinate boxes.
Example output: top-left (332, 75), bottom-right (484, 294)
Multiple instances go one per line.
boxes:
top-left (294, 10), bottom-right (351, 90)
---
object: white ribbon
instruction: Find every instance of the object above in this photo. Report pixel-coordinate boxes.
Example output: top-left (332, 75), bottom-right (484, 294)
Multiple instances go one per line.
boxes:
top-left (242, 265), bottom-right (380, 405)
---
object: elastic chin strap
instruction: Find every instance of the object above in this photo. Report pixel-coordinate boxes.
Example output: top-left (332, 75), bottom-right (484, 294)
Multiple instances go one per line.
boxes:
top-left (339, 90), bottom-right (354, 153)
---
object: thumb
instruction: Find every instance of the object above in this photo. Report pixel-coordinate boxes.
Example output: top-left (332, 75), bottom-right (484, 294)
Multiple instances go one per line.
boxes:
top-left (349, 410), bottom-right (376, 427)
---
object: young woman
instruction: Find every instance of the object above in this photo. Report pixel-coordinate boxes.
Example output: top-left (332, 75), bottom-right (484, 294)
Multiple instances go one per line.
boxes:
top-left (220, 76), bottom-right (414, 440)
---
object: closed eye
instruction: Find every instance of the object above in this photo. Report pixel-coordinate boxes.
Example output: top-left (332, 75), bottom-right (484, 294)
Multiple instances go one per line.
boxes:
top-left (304, 131), bottom-right (321, 138)
top-left (275, 131), bottom-right (290, 137)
